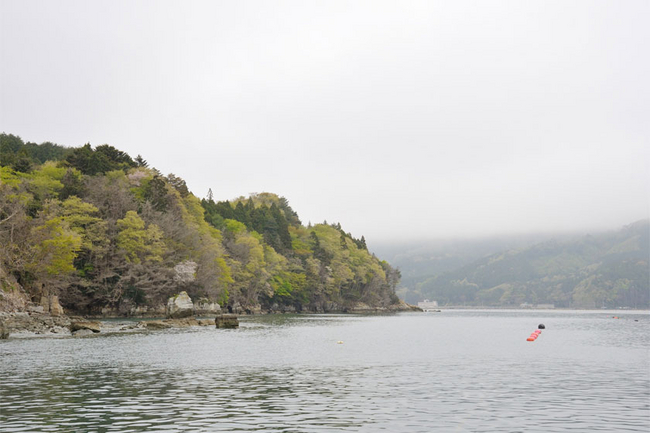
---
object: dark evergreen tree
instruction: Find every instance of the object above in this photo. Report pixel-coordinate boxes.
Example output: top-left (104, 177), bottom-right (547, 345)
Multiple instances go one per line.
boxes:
top-left (143, 175), bottom-right (170, 212)
top-left (270, 203), bottom-right (292, 251)
top-left (135, 154), bottom-right (148, 167)
top-left (166, 173), bottom-right (189, 197)
top-left (233, 201), bottom-right (250, 226)
top-left (310, 231), bottom-right (332, 265)
top-left (215, 201), bottom-right (234, 220)
top-left (11, 149), bottom-right (32, 172)
top-left (340, 233), bottom-right (348, 249)
top-left (250, 204), bottom-right (268, 233)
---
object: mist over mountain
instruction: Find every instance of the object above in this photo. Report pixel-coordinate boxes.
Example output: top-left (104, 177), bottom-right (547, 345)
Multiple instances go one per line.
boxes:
top-left (376, 221), bottom-right (649, 308)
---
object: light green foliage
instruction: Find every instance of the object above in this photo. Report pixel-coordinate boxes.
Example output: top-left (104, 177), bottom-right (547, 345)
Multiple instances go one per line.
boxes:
top-left (0, 166), bottom-right (22, 187)
top-left (29, 213), bottom-right (82, 275)
top-left (27, 163), bottom-right (65, 200)
top-left (117, 211), bottom-right (166, 264)
top-left (225, 219), bottom-right (247, 234)
top-left (60, 196), bottom-right (108, 253)
top-left (37, 161), bottom-right (67, 181)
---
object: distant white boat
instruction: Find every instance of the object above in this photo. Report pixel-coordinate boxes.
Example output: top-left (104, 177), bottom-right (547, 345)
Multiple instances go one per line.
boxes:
top-left (418, 300), bottom-right (441, 312)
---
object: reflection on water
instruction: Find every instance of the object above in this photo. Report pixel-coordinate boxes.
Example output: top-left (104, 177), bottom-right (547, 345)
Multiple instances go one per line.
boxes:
top-left (1, 311), bottom-right (649, 432)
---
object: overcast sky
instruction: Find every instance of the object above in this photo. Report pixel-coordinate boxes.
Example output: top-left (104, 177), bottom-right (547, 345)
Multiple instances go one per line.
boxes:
top-left (1, 0), bottom-right (648, 242)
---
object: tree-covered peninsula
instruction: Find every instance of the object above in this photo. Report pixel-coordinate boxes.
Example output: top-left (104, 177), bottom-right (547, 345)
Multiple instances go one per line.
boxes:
top-left (0, 133), bottom-right (403, 316)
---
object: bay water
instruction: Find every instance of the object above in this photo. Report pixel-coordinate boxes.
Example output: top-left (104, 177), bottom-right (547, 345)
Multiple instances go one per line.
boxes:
top-left (1, 310), bottom-right (648, 432)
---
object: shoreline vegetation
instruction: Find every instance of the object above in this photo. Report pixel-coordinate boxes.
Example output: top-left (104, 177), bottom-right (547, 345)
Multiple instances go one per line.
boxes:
top-left (1, 133), bottom-right (411, 335)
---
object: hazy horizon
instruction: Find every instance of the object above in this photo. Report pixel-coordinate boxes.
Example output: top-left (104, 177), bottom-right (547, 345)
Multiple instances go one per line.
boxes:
top-left (2, 1), bottom-right (648, 242)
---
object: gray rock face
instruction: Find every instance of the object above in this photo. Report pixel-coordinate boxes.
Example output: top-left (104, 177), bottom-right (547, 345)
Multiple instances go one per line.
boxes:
top-left (195, 300), bottom-right (221, 315)
top-left (40, 295), bottom-right (64, 316)
top-left (166, 291), bottom-right (194, 318)
top-left (49, 296), bottom-right (64, 316)
top-left (0, 311), bottom-right (71, 336)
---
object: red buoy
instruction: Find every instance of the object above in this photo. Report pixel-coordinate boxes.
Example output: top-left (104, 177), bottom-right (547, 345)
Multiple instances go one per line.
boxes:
top-left (527, 329), bottom-right (542, 341)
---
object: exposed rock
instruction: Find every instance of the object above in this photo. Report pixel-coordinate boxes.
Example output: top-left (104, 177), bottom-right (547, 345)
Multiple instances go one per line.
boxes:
top-left (26, 304), bottom-right (45, 314)
top-left (268, 303), bottom-right (296, 313)
top-left (72, 329), bottom-right (94, 337)
top-left (246, 304), bottom-right (263, 315)
top-left (40, 295), bottom-right (65, 316)
top-left (119, 322), bottom-right (144, 331)
top-left (99, 304), bottom-right (167, 318)
top-left (141, 320), bottom-right (173, 329)
top-left (136, 317), bottom-right (214, 330)
top-left (195, 299), bottom-right (221, 315)
top-left (347, 302), bottom-right (379, 313)
top-left (0, 319), bottom-right (8, 339)
top-left (0, 311), bottom-right (71, 336)
top-left (40, 296), bottom-right (50, 312)
top-left (49, 296), bottom-right (64, 316)
top-left (215, 314), bottom-right (239, 329)
top-left (230, 302), bottom-right (243, 314)
top-left (0, 279), bottom-right (28, 313)
top-left (164, 317), bottom-right (199, 327)
top-left (166, 291), bottom-right (194, 318)
top-left (70, 321), bottom-right (101, 333)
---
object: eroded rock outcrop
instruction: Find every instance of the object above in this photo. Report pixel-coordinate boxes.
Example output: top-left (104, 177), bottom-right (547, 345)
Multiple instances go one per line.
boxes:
top-left (0, 311), bottom-right (71, 337)
top-left (166, 291), bottom-right (194, 318)
top-left (70, 321), bottom-right (101, 333)
top-left (40, 295), bottom-right (64, 316)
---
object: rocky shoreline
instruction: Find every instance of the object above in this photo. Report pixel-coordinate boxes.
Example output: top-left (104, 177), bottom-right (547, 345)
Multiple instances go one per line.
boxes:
top-left (0, 290), bottom-right (419, 339)
top-left (0, 312), bottom-right (242, 339)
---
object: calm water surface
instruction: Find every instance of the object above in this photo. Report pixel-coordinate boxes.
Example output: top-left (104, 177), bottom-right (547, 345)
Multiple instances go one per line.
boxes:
top-left (1, 310), bottom-right (649, 432)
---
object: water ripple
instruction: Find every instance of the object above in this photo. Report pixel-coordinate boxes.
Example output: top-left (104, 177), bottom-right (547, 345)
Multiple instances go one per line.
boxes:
top-left (1, 311), bottom-right (649, 432)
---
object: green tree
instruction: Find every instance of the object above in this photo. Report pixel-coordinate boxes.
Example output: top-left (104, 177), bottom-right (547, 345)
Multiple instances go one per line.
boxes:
top-left (116, 211), bottom-right (166, 264)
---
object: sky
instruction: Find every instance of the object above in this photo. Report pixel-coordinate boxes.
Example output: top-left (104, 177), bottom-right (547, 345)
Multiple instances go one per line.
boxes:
top-left (1, 0), bottom-right (648, 243)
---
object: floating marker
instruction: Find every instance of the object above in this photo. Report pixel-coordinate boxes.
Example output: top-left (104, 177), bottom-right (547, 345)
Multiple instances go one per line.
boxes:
top-left (527, 329), bottom-right (542, 342)
top-left (337, 341), bottom-right (343, 344)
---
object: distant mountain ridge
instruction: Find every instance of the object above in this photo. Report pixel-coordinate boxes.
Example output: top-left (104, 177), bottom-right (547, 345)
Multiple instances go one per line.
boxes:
top-left (403, 221), bottom-right (648, 308)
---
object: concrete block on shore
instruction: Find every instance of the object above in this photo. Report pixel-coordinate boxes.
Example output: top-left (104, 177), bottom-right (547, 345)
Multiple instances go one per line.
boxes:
top-left (215, 314), bottom-right (239, 329)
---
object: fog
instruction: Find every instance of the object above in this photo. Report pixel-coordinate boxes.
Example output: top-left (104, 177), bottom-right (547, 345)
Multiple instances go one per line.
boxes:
top-left (1, 0), bottom-right (648, 241)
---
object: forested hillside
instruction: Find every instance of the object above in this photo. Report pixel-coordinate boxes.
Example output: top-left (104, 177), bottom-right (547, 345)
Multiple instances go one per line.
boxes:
top-left (413, 221), bottom-right (649, 308)
top-left (0, 133), bottom-right (401, 315)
